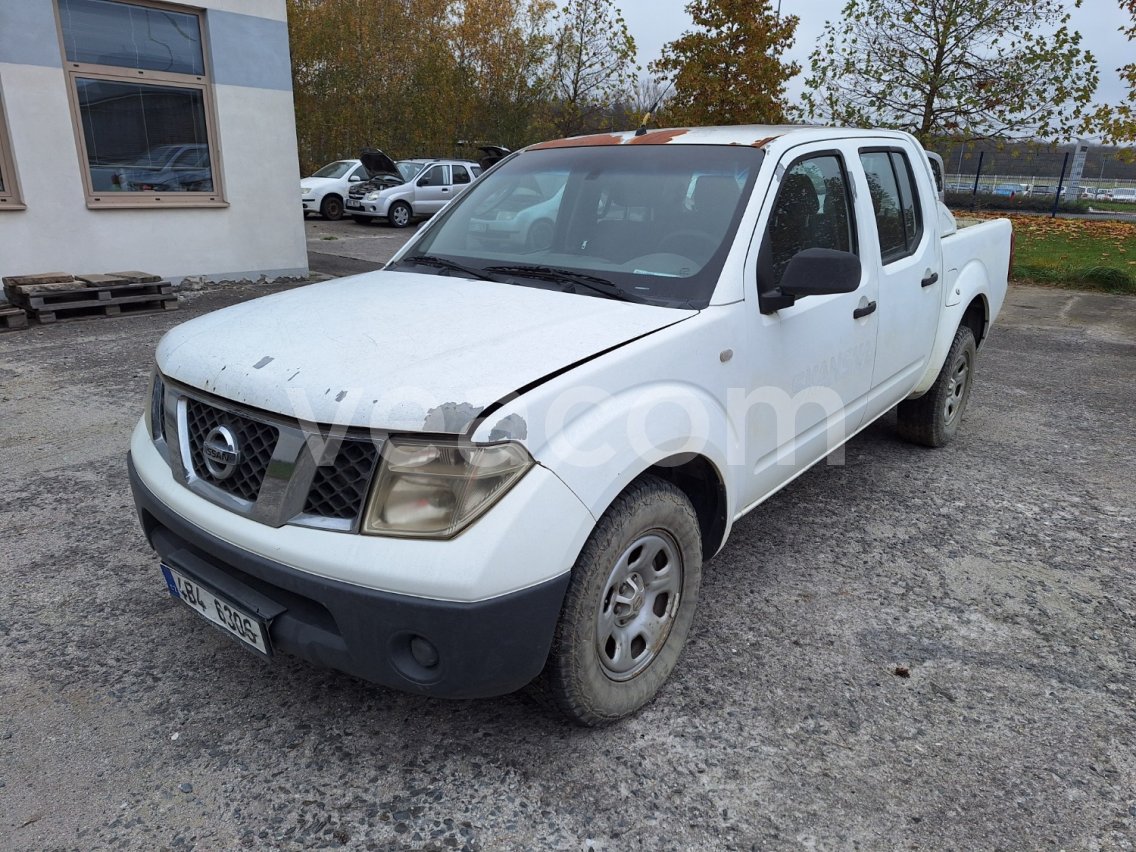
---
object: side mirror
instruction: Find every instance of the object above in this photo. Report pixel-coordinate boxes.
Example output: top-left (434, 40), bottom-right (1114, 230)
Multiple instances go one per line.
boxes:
top-left (349, 175), bottom-right (362, 182)
top-left (779, 248), bottom-right (862, 297)
top-left (417, 177), bottom-right (430, 187)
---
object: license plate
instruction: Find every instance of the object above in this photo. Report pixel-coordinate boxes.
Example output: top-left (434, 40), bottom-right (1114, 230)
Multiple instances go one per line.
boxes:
top-left (346, 199), bottom-right (362, 208)
top-left (161, 564), bottom-right (271, 655)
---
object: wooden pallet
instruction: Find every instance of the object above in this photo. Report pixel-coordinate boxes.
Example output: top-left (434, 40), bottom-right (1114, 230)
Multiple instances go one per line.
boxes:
top-left (0, 305), bottom-right (28, 331)
top-left (6, 281), bottom-right (178, 323)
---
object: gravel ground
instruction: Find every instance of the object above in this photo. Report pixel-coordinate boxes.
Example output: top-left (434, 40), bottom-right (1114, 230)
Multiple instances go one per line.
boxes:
top-left (1, 274), bottom-right (1133, 851)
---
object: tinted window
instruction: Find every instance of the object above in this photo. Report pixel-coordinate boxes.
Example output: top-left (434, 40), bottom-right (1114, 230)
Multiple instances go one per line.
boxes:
top-left (59, 0), bottom-right (205, 75)
top-left (420, 165), bottom-right (448, 186)
top-left (860, 150), bottom-right (923, 262)
top-left (452, 165), bottom-right (471, 184)
top-left (76, 79), bottom-right (213, 192)
top-left (765, 155), bottom-right (855, 289)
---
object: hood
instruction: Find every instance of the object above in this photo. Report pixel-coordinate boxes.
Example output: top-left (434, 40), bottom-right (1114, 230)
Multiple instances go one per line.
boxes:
top-left (300, 176), bottom-right (339, 190)
top-left (156, 273), bottom-right (696, 433)
top-left (360, 147), bottom-right (399, 176)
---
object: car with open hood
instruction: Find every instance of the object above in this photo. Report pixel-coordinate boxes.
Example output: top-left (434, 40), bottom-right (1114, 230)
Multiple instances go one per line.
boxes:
top-left (346, 155), bottom-right (481, 227)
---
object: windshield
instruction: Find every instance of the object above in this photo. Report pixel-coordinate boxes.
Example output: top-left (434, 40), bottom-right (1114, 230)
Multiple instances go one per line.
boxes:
top-left (396, 145), bottom-right (763, 308)
top-left (312, 161), bottom-right (354, 179)
top-left (398, 161), bottom-right (426, 180)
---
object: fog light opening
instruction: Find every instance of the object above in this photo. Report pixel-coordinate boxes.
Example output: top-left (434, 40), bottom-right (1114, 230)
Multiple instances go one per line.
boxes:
top-left (409, 635), bottom-right (439, 669)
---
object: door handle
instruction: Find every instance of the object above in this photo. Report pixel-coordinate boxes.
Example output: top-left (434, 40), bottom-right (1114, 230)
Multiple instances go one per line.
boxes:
top-left (441, 188), bottom-right (450, 192)
top-left (853, 300), bottom-right (877, 319)
top-left (921, 271), bottom-right (939, 287)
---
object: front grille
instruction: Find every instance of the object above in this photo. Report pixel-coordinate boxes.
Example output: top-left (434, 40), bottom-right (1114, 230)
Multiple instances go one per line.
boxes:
top-left (304, 439), bottom-right (380, 520)
top-left (185, 398), bottom-right (279, 502)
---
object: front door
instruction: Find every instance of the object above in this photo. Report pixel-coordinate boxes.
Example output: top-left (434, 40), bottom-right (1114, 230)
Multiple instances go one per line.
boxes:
top-left (415, 164), bottom-right (452, 214)
top-left (734, 145), bottom-right (880, 511)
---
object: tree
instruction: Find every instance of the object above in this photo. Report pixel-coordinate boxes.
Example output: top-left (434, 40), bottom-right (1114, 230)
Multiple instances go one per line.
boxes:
top-left (546, 0), bottom-right (638, 137)
top-left (802, 0), bottom-right (1099, 145)
top-left (287, 0), bottom-right (555, 173)
top-left (1087, 0), bottom-right (1136, 143)
top-left (649, 0), bottom-right (800, 127)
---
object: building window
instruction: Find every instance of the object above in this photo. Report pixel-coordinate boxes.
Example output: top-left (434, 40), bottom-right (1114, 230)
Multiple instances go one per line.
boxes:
top-left (0, 85), bottom-right (22, 208)
top-left (57, 0), bottom-right (224, 206)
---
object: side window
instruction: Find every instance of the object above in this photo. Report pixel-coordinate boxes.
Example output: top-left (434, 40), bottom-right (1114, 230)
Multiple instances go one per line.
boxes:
top-left (765, 154), bottom-right (855, 289)
top-left (452, 165), bottom-right (471, 184)
top-left (420, 165), bottom-right (448, 186)
top-left (859, 150), bottom-right (923, 263)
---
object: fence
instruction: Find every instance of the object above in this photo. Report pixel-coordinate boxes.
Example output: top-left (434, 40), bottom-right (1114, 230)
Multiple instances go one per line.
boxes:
top-left (935, 140), bottom-right (1136, 199)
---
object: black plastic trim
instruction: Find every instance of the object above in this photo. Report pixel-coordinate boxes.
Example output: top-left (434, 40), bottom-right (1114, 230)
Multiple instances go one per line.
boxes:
top-left (129, 454), bottom-right (571, 699)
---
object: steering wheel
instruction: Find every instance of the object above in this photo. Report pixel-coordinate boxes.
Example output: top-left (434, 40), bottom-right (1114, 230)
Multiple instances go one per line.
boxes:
top-left (657, 230), bottom-right (718, 263)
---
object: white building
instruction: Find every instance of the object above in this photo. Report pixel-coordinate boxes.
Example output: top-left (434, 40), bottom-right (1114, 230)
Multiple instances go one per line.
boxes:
top-left (0, 0), bottom-right (307, 284)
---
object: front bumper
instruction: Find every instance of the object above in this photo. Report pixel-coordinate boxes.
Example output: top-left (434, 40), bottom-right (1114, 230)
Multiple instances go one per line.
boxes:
top-left (130, 454), bottom-right (573, 698)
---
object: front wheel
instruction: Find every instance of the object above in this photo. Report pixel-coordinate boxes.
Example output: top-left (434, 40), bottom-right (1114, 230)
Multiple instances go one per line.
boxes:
top-left (320, 194), bottom-right (344, 221)
top-left (387, 201), bottom-right (412, 228)
top-left (897, 324), bottom-right (977, 447)
top-left (546, 475), bottom-right (702, 726)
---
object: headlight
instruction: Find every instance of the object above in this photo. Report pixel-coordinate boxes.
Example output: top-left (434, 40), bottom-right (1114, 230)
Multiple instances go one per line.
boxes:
top-left (362, 436), bottom-right (533, 538)
top-left (496, 210), bottom-right (518, 221)
top-left (301, 187), bottom-right (313, 196)
top-left (365, 191), bottom-right (382, 201)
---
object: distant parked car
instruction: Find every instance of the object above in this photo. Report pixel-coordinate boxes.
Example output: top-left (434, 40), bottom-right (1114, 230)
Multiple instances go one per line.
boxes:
top-left (1029, 184), bottom-right (1054, 197)
top-left (1109, 187), bottom-right (1136, 203)
top-left (992, 184), bottom-right (1020, 198)
top-left (301, 158), bottom-right (371, 220)
top-left (346, 156), bottom-right (482, 227)
top-left (114, 143), bottom-right (214, 192)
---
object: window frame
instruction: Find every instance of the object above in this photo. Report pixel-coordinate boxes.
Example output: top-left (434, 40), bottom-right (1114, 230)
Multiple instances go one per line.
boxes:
top-left (857, 146), bottom-right (924, 265)
top-left (0, 83), bottom-right (24, 210)
top-left (757, 148), bottom-right (859, 312)
top-left (54, 0), bottom-right (226, 209)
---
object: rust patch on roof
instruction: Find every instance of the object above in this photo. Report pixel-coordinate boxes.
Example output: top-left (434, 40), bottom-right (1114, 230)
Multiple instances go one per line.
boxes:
top-left (751, 135), bottom-right (782, 148)
top-left (530, 133), bottom-right (624, 150)
top-left (628, 128), bottom-right (690, 145)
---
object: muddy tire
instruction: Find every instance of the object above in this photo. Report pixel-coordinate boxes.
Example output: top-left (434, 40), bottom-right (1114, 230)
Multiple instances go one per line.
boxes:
top-left (897, 324), bottom-right (977, 447)
top-left (546, 475), bottom-right (702, 726)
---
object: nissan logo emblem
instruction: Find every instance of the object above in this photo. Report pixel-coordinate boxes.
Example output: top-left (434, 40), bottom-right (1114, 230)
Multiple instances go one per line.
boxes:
top-left (202, 425), bottom-right (241, 480)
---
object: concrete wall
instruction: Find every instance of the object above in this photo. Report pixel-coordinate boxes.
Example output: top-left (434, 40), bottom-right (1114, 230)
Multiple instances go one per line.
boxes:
top-left (0, 0), bottom-right (307, 284)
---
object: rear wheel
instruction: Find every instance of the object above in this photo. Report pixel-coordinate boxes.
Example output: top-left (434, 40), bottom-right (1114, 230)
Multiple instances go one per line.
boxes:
top-left (388, 201), bottom-right (412, 228)
top-left (320, 194), bottom-right (344, 221)
top-left (546, 475), bottom-right (702, 726)
top-left (897, 324), bottom-right (977, 447)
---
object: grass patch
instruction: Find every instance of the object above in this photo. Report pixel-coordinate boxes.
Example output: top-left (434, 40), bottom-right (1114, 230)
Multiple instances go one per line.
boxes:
top-left (956, 212), bottom-right (1136, 294)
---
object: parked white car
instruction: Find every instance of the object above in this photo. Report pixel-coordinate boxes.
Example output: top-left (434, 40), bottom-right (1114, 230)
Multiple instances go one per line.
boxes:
top-left (301, 159), bottom-right (370, 220)
top-left (130, 125), bottom-right (1011, 725)
top-left (1108, 187), bottom-right (1136, 203)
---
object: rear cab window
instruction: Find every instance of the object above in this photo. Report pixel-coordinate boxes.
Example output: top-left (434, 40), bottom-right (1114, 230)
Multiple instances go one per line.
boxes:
top-left (858, 149), bottom-right (924, 263)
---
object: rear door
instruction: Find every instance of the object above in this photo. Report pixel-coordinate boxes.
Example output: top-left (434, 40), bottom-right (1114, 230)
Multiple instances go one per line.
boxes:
top-left (855, 145), bottom-right (943, 422)
top-left (414, 164), bottom-right (452, 213)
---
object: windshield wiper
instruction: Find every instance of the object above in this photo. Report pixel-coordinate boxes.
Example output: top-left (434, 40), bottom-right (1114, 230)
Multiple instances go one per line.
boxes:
top-left (485, 264), bottom-right (641, 302)
top-left (392, 255), bottom-right (504, 283)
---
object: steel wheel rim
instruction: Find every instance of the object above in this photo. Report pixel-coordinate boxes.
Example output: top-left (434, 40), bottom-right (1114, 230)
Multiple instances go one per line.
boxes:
top-left (943, 348), bottom-right (972, 424)
top-left (595, 530), bottom-right (683, 682)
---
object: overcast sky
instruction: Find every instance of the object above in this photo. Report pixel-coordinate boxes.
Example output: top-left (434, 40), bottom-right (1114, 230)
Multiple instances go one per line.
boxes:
top-left (618, 0), bottom-right (1131, 115)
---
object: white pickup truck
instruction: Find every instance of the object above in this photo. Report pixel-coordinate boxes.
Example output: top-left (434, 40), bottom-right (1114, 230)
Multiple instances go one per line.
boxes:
top-left (129, 125), bottom-right (1011, 725)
